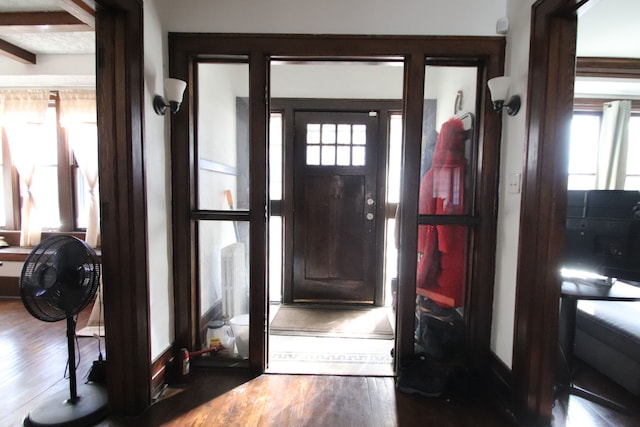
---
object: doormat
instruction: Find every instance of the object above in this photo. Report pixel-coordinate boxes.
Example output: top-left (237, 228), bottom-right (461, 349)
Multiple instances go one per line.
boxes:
top-left (270, 306), bottom-right (394, 339)
top-left (270, 351), bottom-right (393, 364)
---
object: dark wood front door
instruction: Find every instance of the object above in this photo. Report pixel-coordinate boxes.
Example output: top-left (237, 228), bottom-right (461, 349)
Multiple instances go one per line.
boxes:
top-left (292, 111), bottom-right (379, 303)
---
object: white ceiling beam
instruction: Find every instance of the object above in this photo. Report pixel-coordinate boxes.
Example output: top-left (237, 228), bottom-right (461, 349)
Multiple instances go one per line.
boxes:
top-left (57, 0), bottom-right (95, 29)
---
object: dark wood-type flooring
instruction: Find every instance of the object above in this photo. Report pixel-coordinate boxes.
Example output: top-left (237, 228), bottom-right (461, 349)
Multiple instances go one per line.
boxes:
top-left (1, 298), bottom-right (639, 426)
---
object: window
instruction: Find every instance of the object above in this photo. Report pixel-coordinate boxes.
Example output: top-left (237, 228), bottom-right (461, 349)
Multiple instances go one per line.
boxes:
top-left (627, 116), bottom-right (640, 189)
top-left (568, 113), bottom-right (600, 190)
top-left (0, 91), bottom-right (98, 243)
top-left (568, 109), bottom-right (640, 190)
top-left (305, 123), bottom-right (366, 166)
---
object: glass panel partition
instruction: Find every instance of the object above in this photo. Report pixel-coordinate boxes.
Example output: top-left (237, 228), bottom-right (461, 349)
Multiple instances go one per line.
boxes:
top-left (414, 65), bottom-right (477, 359)
top-left (197, 62), bottom-right (250, 211)
top-left (196, 60), bottom-right (251, 364)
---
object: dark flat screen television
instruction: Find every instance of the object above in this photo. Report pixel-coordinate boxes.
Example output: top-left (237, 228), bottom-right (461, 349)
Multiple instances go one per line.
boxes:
top-left (563, 190), bottom-right (640, 285)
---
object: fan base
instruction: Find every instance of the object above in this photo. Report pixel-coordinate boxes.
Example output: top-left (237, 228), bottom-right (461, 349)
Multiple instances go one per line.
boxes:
top-left (24, 384), bottom-right (108, 427)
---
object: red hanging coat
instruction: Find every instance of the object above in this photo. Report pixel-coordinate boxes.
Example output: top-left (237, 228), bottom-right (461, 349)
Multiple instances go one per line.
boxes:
top-left (416, 117), bottom-right (467, 308)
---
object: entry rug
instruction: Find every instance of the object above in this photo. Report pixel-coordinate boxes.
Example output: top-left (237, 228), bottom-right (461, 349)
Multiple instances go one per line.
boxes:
top-left (270, 306), bottom-right (394, 339)
top-left (271, 351), bottom-right (393, 364)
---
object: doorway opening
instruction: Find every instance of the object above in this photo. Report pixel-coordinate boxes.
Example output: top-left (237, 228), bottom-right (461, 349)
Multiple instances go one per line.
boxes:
top-left (266, 60), bottom-right (403, 375)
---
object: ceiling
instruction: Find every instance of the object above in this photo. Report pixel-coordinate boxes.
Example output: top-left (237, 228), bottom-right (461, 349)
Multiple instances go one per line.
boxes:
top-left (0, 0), bottom-right (94, 62)
top-left (0, 0), bottom-right (638, 95)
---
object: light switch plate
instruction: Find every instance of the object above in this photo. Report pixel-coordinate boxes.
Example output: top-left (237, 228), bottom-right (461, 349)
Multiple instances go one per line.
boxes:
top-left (508, 173), bottom-right (521, 194)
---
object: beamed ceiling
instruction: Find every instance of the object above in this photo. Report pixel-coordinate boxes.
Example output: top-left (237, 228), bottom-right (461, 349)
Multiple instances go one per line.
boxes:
top-left (0, 0), bottom-right (95, 64)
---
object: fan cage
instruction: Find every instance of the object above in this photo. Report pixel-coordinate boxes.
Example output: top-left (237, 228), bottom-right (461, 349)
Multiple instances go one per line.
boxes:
top-left (20, 236), bottom-right (101, 323)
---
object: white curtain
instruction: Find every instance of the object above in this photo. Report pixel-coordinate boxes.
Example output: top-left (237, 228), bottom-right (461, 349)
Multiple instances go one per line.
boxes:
top-left (595, 100), bottom-right (632, 190)
top-left (59, 90), bottom-right (100, 248)
top-left (0, 90), bottom-right (50, 246)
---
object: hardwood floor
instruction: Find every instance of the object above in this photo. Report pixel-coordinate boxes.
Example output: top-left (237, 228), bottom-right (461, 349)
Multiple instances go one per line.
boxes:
top-left (552, 359), bottom-right (640, 427)
top-left (93, 373), bottom-right (514, 427)
top-left (2, 298), bottom-right (639, 426)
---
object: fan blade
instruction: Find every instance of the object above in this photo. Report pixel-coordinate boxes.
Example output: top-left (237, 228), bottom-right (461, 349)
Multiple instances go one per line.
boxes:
top-left (35, 265), bottom-right (58, 296)
top-left (46, 240), bottom-right (93, 314)
top-left (20, 236), bottom-right (99, 322)
top-left (52, 240), bottom-right (90, 276)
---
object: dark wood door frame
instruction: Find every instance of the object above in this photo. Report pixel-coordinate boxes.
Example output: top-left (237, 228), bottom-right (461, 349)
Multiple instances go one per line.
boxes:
top-left (168, 33), bottom-right (504, 376)
top-left (95, 0), bottom-right (152, 417)
top-left (510, 0), bottom-right (583, 424)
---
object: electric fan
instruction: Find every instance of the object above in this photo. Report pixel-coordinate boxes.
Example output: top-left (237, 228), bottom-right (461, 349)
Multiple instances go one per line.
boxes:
top-left (20, 235), bottom-right (108, 427)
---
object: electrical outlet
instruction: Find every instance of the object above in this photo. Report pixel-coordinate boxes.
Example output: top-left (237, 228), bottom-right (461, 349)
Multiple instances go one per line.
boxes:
top-left (508, 173), bottom-right (521, 194)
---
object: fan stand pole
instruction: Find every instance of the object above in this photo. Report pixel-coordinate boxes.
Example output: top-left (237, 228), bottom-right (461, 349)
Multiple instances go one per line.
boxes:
top-left (67, 316), bottom-right (78, 402)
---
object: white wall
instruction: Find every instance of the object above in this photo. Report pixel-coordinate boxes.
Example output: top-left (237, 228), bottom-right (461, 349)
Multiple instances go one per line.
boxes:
top-left (577, 0), bottom-right (640, 59)
top-left (160, 0), bottom-right (506, 36)
top-left (144, 0), bottom-right (175, 361)
top-left (0, 55), bottom-right (94, 88)
top-left (575, 1), bottom-right (640, 100)
top-left (269, 63), bottom-right (476, 126)
top-left (426, 66), bottom-right (478, 129)
top-left (271, 63), bottom-right (404, 99)
top-left (490, 0), bottom-right (536, 368)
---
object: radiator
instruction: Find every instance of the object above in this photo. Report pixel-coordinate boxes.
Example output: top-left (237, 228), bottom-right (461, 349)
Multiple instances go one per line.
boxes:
top-left (221, 242), bottom-right (249, 319)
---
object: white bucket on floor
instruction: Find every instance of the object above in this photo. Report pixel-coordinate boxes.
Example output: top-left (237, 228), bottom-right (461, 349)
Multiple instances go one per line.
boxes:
top-left (229, 314), bottom-right (249, 358)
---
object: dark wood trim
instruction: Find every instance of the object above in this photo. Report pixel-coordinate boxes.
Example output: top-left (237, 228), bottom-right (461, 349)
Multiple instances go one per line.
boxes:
top-left (280, 101), bottom-right (295, 304)
top-left (418, 215), bottom-right (481, 225)
top-left (0, 247), bottom-right (34, 261)
top-left (576, 57), bottom-right (640, 79)
top-left (465, 55), bottom-right (503, 374)
top-left (0, 231), bottom-right (88, 257)
top-left (0, 276), bottom-right (19, 297)
top-left (151, 346), bottom-right (174, 401)
top-left (0, 38), bottom-right (36, 64)
top-left (248, 53), bottom-right (269, 374)
top-left (271, 98), bottom-right (404, 112)
top-left (395, 53), bottom-right (425, 368)
top-left (488, 352), bottom-right (516, 423)
top-left (169, 35), bottom-right (198, 352)
top-left (0, 12), bottom-right (91, 32)
top-left (191, 211), bottom-right (249, 221)
top-left (511, 0), bottom-right (581, 424)
top-left (574, 98), bottom-right (640, 111)
top-left (96, 0), bottom-right (151, 417)
top-left (169, 33), bottom-right (505, 58)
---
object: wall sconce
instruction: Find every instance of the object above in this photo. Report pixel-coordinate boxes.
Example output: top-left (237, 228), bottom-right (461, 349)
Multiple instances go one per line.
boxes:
top-left (153, 78), bottom-right (187, 115)
top-left (487, 76), bottom-right (521, 116)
